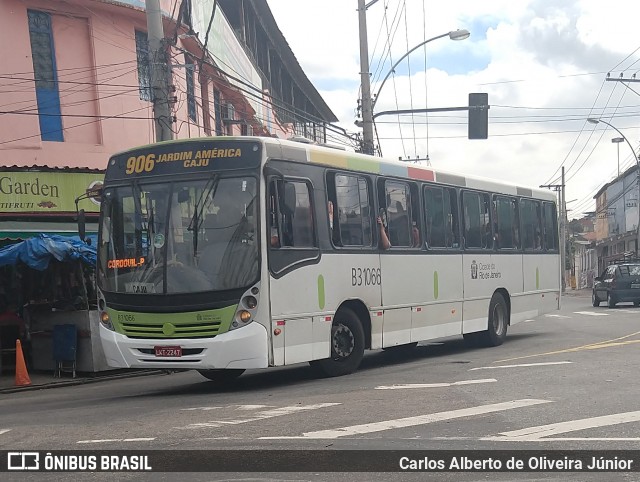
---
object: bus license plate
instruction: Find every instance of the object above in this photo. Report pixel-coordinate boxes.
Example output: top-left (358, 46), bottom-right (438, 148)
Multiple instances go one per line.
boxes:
top-left (154, 346), bottom-right (182, 357)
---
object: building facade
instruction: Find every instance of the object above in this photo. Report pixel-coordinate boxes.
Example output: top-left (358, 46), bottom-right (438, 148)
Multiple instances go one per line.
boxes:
top-left (0, 0), bottom-right (337, 236)
top-left (593, 165), bottom-right (639, 274)
top-left (0, 0), bottom-right (338, 372)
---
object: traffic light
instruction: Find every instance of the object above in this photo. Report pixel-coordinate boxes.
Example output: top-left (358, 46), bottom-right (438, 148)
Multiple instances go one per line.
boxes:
top-left (468, 93), bottom-right (489, 140)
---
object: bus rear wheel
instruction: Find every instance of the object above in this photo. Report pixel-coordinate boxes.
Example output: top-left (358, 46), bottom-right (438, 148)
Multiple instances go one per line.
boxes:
top-left (466, 293), bottom-right (508, 347)
top-left (309, 308), bottom-right (365, 377)
top-left (197, 369), bottom-right (245, 383)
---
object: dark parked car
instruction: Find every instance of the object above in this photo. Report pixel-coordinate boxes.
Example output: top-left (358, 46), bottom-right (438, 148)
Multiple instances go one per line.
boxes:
top-left (592, 261), bottom-right (640, 308)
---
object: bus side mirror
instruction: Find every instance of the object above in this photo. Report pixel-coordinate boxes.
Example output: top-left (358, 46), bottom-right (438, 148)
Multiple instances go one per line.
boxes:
top-left (78, 209), bottom-right (86, 242)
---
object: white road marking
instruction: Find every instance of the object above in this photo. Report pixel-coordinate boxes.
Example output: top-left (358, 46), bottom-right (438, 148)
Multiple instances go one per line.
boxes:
top-left (522, 319), bottom-right (535, 323)
top-left (546, 314), bottom-right (570, 319)
top-left (260, 399), bottom-right (551, 440)
top-left (375, 379), bottom-right (496, 390)
top-left (469, 361), bottom-right (572, 371)
top-left (77, 438), bottom-right (155, 444)
top-left (180, 404), bottom-right (271, 412)
top-left (0, 429), bottom-right (11, 435)
top-left (431, 436), bottom-right (640, 442)
top-left (182, 403), bottom-right (341, 429)
top-left (489, 437), bottom-right (640, 442)
top-left (483, 410), bottom-right (640, 441)
top-left (181, 407), bottom-right (222, 411)
top-left (235, 405), bottom-right (272, 410)
top-left (574, 311), bottom-right (609, 316)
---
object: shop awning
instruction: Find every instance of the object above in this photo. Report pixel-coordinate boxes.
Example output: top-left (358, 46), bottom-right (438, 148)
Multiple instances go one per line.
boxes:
top-left (0, 221), bottom-right (97, 241)
top-left (0, 234), bottom-right (96, 270)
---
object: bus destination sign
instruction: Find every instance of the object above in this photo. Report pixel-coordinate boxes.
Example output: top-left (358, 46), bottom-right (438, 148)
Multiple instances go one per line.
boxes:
top-left (106, 140), bottom-right (262, 181)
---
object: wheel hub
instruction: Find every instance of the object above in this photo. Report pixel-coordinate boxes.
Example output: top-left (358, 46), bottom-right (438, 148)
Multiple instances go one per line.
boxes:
top-left (332, 323), bottom-right (354, 359)
top-left (492, 304), bottom-right (505, 335)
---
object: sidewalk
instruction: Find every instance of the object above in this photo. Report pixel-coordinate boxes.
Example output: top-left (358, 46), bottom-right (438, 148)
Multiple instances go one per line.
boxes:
top-left (563, 288), bottom-right (591, 297)
top-left (0, 368), bottom-right (165, 394)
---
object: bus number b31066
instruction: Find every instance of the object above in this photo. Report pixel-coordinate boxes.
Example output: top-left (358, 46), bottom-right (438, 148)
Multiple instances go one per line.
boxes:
top-left (351, 267), bottom-right (381, 287)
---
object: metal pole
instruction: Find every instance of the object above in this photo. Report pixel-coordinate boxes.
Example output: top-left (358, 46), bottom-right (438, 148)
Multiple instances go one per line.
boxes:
top-left (561, 167), bottom-right (566, 292)
top-left (372, 32), bottom-right (448, 112)
top-left (357, 0), bottom-right (375, 155)
top-left (146, 0), bottom-right (174, 142)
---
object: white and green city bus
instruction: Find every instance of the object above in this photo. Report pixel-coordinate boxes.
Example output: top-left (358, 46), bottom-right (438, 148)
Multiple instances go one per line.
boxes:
top-left (96, 136), bottom-right (560, 381)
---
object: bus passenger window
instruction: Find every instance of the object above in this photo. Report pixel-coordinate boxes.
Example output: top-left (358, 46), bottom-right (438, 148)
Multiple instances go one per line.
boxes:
top-left (543, 202), bottom-right (558, 250)
top-left (330, 173), bottom-right (372, 247)
top-left (462, 191), bottom-right (491, 249)
top-left (384, 181), bottom-right (412, 247)
top-left (521, 199), bottom-right (542, 251)
top-left (269, 179), bottom-right (315, 248)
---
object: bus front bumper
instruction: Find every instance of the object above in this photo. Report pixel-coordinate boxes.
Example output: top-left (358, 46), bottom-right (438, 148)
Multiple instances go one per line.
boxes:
top-left (99, 321), bottom-right (269, 370)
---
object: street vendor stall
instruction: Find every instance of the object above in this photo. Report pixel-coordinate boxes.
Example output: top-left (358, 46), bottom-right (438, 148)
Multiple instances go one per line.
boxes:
top-left (0, 234), bottom-right (112, 374)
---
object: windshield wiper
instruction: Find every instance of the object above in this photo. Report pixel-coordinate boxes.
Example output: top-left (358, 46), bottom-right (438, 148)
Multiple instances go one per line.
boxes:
top-left (188, 174), bottom-right (219, 257)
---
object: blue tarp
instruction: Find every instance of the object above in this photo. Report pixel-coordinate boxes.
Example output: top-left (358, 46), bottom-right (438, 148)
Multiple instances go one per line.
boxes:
top-left (0, 234), bottom-right (97, 271)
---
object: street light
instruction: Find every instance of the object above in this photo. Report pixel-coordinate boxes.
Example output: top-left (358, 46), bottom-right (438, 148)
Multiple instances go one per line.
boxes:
top-left (611, 137), bottom-right (624, 178)
top-left (371, 29), bottom-right (471, 111)
top-left (587, 118), bottom-right (640, 256)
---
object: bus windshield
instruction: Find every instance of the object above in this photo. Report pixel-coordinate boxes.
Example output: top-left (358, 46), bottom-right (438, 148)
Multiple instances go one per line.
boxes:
top-left (98, 176), bottom-right (258, 295)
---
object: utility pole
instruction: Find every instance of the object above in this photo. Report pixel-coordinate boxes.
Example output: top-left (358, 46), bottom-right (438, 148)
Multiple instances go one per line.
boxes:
top-left (357, 0), bottom-right (375, 155)
top-left (146, 0), bottom-right (174, 142)
top-left (540, 168), bottom-right (565, 292)
top-left (606, 75), bottom-right (640, 84)
top-left (561, 167), bottom-right (567, 292)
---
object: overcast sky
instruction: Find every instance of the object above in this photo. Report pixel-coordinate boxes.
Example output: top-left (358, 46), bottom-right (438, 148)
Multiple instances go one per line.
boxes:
top-left (265, 0), bottom-right (640, 218)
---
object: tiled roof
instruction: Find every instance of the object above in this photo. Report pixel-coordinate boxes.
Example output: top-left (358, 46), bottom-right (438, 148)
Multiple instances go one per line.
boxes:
top-left (0, 165), bottom-right (104, 173)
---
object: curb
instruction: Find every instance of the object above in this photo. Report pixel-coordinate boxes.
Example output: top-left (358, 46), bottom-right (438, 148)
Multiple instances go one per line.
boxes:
top-left (0, 369), bottom-right (169, 394)
top-left (563, 290), bottom-right (591, 297)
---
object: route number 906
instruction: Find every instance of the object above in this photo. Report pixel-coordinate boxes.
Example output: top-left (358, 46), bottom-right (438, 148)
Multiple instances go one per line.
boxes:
top-left (351, 267), bottom-right (381, 286)
top-left (125, 154), bottom-right (156, 174)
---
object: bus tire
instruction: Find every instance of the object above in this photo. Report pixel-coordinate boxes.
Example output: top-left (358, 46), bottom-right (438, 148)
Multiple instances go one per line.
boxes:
top-left (309, 308), bottom-right (365, 378)
top-left (197, 369), bottom-right (245, 383)
top-left (476, 292), bottom-right (509, 347)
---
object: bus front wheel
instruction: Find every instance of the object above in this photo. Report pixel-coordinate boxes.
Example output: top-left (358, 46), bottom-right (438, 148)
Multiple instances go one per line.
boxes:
top-left (310, 308), bottom-right (365, 377)
top-left (197, 369), bottom-right (245, 383)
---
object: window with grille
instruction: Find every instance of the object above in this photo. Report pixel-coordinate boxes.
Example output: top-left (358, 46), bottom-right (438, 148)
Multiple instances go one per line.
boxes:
top-left (185, 54), bottom-right (196, 121)
top-left (27, 10), bottom-right (63, 141)
top-left (135, 30), bottom-right (151, 101)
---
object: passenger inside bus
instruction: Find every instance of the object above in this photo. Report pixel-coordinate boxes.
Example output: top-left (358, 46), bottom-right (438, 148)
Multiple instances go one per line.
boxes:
top-left (378, 213), bottom-right (391, 250)
top-left (411, 221), bottom-right (420, 248)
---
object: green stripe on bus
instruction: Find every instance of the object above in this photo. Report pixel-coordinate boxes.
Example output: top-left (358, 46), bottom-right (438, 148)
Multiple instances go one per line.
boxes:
top-left (348, 156), bottom-right (381, 174)
top-left (318, 274), bottom-right (325, 310)
top-left (434, 271), bottom-right (439, 299)
top-left (536, 267), bottom-right (540, 290)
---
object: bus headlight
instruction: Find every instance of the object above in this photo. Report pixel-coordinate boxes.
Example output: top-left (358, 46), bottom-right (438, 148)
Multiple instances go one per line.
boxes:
top-left (237, 310), bottom-right (252, 323)
top-left (100, 311), bottom-right (114, 331)
top-left (243, 296), bottom-right (258, 309)
top-left (230, 285), bottom-right (260, 331)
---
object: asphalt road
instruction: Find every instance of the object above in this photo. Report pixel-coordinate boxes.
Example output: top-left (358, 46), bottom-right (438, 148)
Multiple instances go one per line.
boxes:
top-left (2, 293), bottom-right (640, 481)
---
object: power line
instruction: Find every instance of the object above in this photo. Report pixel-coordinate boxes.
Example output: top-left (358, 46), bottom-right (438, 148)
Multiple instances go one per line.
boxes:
top-left (0, 105), bottom-right (152, 146)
